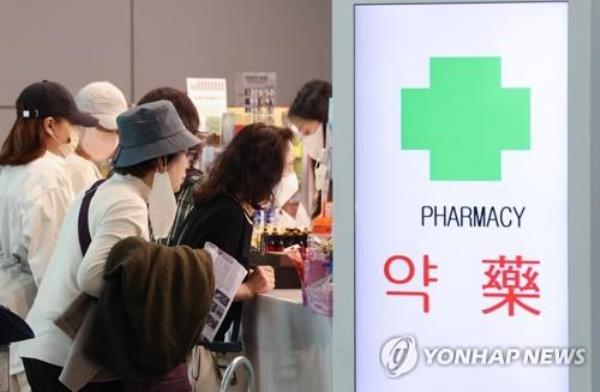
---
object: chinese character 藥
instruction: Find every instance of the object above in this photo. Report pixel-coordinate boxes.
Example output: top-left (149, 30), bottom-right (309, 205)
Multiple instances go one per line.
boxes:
top-left (384, 254), bottom-right (439, 313)
top-left (482, 255), bottom-right (540, 316)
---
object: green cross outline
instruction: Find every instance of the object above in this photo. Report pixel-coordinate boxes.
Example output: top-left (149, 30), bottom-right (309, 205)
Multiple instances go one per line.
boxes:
top-left (401, 57), bottom-right (530, 181)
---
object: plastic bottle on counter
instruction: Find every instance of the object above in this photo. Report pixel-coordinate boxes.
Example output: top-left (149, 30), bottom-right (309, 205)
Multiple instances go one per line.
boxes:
top-left (312, 202), bottom-right (333, 235)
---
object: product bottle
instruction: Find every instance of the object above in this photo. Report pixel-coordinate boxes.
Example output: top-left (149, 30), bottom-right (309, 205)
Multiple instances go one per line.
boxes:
top-left (312, 201), bottom-right (332, 235)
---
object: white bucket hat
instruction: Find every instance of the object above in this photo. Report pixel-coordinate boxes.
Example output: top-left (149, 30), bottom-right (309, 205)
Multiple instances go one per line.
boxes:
top-left (75, 81), bottom-right (128, 130)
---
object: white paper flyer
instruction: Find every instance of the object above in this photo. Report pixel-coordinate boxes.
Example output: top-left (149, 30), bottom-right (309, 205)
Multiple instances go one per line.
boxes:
top-left (201, 242), bottom-right (247, 342)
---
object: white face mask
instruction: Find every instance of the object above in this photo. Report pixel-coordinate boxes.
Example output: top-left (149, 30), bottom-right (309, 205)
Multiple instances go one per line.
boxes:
top-left (302, 124), bottom-right (325, 161)
top-left (148, 170), bottom-right (178, 239)
top-left (273, 172), bottom-right (300, 207)
top-left (70, 127), bottom-right (81, 150)
top-left (49, 132), bottom-right (74, 158)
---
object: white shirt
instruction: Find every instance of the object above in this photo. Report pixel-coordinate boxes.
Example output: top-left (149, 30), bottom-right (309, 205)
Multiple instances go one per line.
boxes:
top-left (65, 154), bottom-right (102, 196)
top-left (0, 152), bottom-right (74, 375)
top-left (17, 174), bottom-right (151, 369)
top-left (0, 151), bottom-right (74, 316)
top-left (300, 126), bottom-right (332, 218)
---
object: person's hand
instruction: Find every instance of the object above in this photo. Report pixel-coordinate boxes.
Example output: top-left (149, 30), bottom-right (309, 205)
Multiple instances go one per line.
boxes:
top-left (247, 266), bottom-right (275, 295)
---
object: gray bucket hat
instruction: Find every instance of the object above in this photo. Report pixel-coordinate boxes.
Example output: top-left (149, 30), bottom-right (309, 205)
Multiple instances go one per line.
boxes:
top-left (113, 100), bottom-right (199, 168)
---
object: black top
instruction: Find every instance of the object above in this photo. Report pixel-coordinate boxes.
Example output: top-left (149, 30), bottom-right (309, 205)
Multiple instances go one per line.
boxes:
top-left (174, 192), bottom-right (252, 341)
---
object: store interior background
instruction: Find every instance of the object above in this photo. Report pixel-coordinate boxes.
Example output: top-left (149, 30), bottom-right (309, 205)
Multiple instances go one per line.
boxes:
top-left (0, 0), bottom-right (332, 141)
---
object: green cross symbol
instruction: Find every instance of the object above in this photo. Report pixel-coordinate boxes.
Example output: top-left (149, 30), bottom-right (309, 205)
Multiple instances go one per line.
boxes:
top-left (401, 57), bottom-right (530, 181)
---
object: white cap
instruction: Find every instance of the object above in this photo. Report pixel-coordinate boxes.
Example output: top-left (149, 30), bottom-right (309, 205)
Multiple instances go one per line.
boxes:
top-left (75, 81), bottom-right (128, 130)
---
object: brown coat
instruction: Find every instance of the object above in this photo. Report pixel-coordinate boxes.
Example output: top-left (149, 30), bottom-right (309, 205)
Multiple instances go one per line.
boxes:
top-left (83, 236), bottom-right (214, 382)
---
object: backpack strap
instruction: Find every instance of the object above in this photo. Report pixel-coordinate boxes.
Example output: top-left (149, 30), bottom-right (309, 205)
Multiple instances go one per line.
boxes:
top-left (77, 179), bottom-right (106, 255)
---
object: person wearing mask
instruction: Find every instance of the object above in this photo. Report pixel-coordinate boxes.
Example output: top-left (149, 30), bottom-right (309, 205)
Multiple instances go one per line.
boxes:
top-left (288, 79), bottom-right (332, 219)
top-left (175, 123), bottom-right (292, 389)
top-left (0, 80), bottom-right (98, 391)
top-left (64, 81), bottom-right (128, 194)
top-left (18, 100), bottom-right (199, 391)
top-left (137, 87), bottom-right (204, 246)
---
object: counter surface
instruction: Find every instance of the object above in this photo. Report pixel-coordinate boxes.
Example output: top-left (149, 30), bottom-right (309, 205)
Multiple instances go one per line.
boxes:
top-left (243, 289), bottom-right (332, 392)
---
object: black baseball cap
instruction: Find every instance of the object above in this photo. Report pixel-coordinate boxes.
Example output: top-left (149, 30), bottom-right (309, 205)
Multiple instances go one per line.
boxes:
top-left (16, 80), bottom-right (99, 127)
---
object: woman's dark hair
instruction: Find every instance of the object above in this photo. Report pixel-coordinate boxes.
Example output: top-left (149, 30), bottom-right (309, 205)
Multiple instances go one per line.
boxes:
top-left (0, 99), bottom-right (62, 165)
top-left (113, 153), bottom-right (179, 178)
top-left (288, 79), bottom-right (332, 124)
top-left (194, 123), bottom-right (294, 209)
top-left (138, 87), bottom-right (200, 134)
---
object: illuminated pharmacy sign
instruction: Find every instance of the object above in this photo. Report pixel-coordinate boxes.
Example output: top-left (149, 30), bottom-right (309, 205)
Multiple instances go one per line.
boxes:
top-left (355, 2), bottom-right (568, 391)
top-left (401, 56), bottom-right (530, 181)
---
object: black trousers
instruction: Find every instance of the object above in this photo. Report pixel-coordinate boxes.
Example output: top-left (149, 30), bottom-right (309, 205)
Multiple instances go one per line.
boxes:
top-left (22, 357), bottom-right (123, 392)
